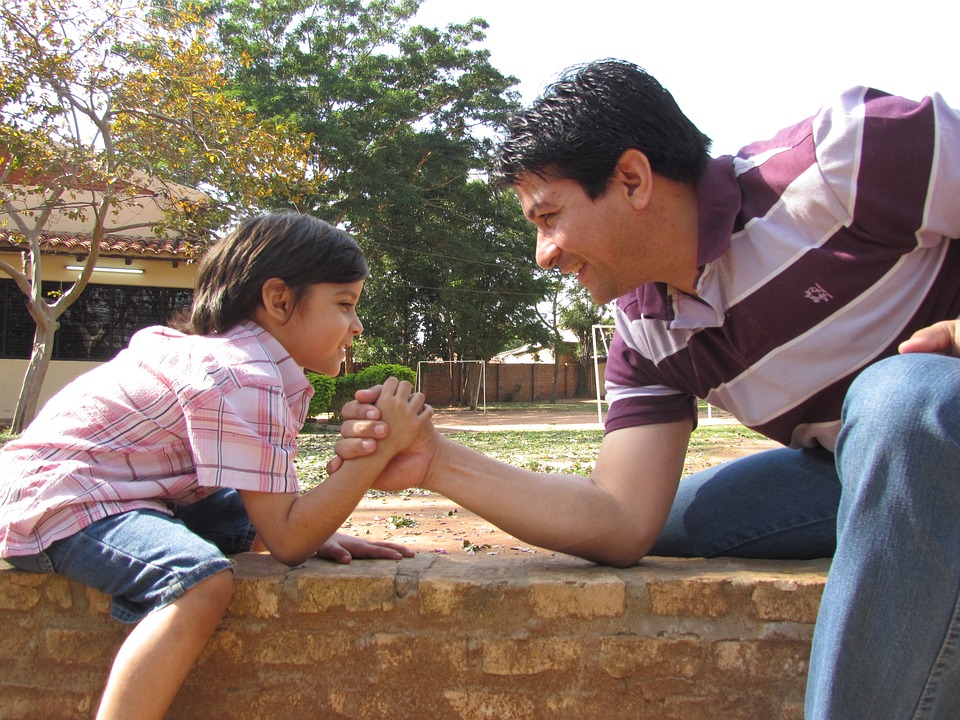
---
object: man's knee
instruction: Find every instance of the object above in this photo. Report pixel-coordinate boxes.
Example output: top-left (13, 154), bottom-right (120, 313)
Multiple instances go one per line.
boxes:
top-left (843, 354), bottom-right (960, 432)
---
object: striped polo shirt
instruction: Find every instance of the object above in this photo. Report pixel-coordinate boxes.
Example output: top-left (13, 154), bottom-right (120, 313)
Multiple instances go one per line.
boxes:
top-left (605, 86), bottom-right (960, 450)
top-left (0, 320), bottom-right (313, 556)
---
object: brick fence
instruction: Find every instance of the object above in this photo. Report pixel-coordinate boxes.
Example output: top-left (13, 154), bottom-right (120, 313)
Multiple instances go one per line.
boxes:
top-left (417, 362), bottom-right (596, 405)
top-left (0, 553), bottom-right (829, 720)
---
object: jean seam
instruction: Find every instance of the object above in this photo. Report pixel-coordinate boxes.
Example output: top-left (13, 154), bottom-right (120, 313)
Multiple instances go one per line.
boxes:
top-left (913, 588), bottom-right (960, 718)
top-left (707, 516), bottom-right (837, 558)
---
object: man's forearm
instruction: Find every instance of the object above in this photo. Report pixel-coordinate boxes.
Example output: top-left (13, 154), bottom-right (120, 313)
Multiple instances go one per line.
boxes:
top-left (424, 436), bottom-right (657, 567)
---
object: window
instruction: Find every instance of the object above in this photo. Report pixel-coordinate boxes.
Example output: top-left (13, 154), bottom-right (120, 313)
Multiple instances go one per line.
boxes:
top-left (0, 279), bottom-right (193, 361)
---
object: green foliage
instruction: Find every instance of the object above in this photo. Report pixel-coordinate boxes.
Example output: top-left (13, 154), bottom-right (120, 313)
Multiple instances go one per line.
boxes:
top-left (328, 363), bottom-right (417, 422)
top-left (206, 0), bottom-right (552, 365)
top-left (387, 514), bottom-right (418, 529)
top-left (305, 372), bottom-right (337, 417)
top-left (559, 280), bottom-right (615, 396)
top-left (0, 0), bottom-right (313, 431)
top-left (355, 363), bottom-right (416, 387)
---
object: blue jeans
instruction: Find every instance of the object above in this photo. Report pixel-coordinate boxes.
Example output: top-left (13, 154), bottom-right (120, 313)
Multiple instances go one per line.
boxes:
top-left (650, 353), bottom-right (960, 719)
top-left (7, 489), bottom-right (255, 623)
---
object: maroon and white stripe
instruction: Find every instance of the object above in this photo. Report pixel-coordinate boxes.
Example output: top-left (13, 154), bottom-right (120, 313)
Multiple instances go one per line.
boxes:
top-left (606, 87), bottom-right (960, 450)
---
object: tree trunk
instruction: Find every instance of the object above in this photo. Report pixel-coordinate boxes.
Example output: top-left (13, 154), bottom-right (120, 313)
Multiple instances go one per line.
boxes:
top-left (11, 314), bottom-right (58, 433)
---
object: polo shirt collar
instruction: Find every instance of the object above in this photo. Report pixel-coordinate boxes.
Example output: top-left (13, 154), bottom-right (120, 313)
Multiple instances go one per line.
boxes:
top-left (695, 155), bottom-right (740, 268)
top-left (618, 156), bottom-right (739, 328)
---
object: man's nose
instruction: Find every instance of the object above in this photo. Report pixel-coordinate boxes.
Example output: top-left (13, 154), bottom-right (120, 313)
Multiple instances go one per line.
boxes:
top-left (535, 234), bottom-right (560, 270)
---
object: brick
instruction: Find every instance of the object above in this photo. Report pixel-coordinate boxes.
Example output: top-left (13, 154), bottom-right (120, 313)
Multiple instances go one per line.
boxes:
top-left (295, 569), bottom-right (396, 613)
top-left (599, 636), bottom-right (703, 679)
top-left (713, 638), bottom-right (810, 679)
top-left (1, 553), bottom-right (827, 720)
top-left (0, 569), bottom-right (43, 610)
top-left (649, 577), bottom-right (730, 618)
top-left (443, 690), bottom-right (537, 720)
top-left (244, 629), bottom-right (354, 665)
top-left (779, 701), bottom-right (806, 720)
top-left (479, 636), bottom-right (580, 676)
top-left (203, 628), bottom-right (245, 662)
top-left (751, 578), bottom-right (824, 623)
top-left (228, 576), bottom-right (282, 618)
top-left (418, 576), bottom-right (467, 616)
top-left (45, 628), bottom-right (125, 664)
top-left (418, 576), bottom-right (529, 624)
top-left (0, 625), bottom-right (40, 660)
top-left (0, 686), bottom-right (96, 720)
top-left (84, 586), bottom-right (112, 615)
top-left (366, 632), bottom-right (415, 670)
top-left (529, 575), bottom-right (625, 618)
top-left (43, 576), bottom-right (73, 610)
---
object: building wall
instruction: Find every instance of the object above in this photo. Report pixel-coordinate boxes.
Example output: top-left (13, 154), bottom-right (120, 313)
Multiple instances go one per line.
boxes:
top-left (1, 256), bottom-right (196, 423)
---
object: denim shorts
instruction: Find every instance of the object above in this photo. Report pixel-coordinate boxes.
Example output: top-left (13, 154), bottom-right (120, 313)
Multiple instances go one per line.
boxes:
top-left (6, 488), bottom-right (256, 623)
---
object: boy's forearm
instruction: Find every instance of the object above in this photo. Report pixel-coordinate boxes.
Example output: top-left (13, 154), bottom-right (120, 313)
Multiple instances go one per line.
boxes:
top-left (265, 451), bottom-right (400, 565)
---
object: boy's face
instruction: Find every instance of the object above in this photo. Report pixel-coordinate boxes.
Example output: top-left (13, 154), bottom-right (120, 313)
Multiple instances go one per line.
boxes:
top-left (286, 280), bottom-right (365, 376)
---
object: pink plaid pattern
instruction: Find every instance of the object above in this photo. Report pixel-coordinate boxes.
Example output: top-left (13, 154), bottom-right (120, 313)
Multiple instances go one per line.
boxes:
top-left (0, 321), bottom-right (312, 556)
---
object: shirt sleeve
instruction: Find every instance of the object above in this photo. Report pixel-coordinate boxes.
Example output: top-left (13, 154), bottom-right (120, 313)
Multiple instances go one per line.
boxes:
top-left (183, 366), bottom-right (301, 494)
top-left (603, 329), bottom-right (699, 434)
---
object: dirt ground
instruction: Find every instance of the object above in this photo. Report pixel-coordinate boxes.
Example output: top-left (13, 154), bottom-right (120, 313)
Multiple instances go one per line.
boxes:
top-left (340, 403), bottom-right (780, 560)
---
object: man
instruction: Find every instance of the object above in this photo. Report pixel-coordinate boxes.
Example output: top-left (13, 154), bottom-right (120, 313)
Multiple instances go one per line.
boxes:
top-left (333, 60), bottom-right (960, 718)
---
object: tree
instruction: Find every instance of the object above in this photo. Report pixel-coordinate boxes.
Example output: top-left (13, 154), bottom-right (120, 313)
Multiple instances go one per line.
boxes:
top-left (0, 0), bottom-right (313, 431)
top-left (561, 282), bottom-right (614, 397)
top-left (207, 0), bottom-right (551, 366)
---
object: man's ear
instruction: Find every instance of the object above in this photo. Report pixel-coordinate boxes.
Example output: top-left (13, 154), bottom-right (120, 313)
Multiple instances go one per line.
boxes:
top-left (613, 148), bottom-right (654, 209)
top-left (260, 277), bottom-right (295, 324)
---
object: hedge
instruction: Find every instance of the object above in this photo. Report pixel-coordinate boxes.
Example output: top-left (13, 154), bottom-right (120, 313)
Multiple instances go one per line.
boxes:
top-left (306, 364), bottom-right (416, 422)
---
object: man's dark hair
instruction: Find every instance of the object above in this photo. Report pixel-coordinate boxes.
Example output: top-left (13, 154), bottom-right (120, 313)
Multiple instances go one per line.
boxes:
top-left (494, 59), bottom-right (712, 198)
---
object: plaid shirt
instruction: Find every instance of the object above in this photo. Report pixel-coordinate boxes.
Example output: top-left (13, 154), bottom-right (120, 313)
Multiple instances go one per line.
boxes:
top-left (0, 320), bottom-right (313, 556)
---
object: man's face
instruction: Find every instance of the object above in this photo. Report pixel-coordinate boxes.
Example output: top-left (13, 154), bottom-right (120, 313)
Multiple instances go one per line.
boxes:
top-left (514, 172), bottom-right (651, 305)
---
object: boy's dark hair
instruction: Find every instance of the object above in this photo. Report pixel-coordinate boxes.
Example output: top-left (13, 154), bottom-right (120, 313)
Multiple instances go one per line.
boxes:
top-left (493, 59), bottom-right (712, 198)
top-left (176, 212), bottom-right (368, 336)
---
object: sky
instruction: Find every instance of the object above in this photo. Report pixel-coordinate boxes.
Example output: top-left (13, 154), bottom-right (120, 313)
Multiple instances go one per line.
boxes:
top-left (415, 0), bottom-right (960, 156)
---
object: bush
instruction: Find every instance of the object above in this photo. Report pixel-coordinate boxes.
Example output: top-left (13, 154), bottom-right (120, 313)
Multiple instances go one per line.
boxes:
top-left (305, 372), bottom-right (337, 418)
top-left (354, 363), bottom-right (416, 388)
top-left (328, 363), bottom-right (416, 422)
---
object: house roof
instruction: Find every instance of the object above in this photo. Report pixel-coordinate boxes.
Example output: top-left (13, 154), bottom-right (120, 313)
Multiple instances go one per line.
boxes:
top-left (2, 147), bottom-right (210, 262)
top-left (0, 229), bottom-right (201, 260)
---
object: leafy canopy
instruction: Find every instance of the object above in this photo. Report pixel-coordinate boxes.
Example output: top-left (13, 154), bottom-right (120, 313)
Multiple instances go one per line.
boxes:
top-left (205, 0), bottom-right (553, 364)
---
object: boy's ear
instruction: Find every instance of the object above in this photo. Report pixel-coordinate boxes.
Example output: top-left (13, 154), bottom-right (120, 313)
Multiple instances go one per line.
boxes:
top-left (260, 277), bottom-right (295, 323)
top-left (613, 148), bottom-right (654, 209)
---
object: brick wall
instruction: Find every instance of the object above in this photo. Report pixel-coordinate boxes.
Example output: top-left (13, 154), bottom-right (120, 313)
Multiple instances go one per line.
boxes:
top-left (418, 362), bottom-right (601, 405)
top-left (0, 553), bottom-right (828, 720)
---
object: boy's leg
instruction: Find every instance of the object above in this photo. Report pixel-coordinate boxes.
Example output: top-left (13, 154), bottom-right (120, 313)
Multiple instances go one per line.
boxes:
top-left (40, 504), bottom-right (244, 719)
top-left (96, 569), bottom-right (233, 720)
top-left (650, 445), bottom-right (840, 559)
top-left (806, 354), bottom-right (960, 719)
